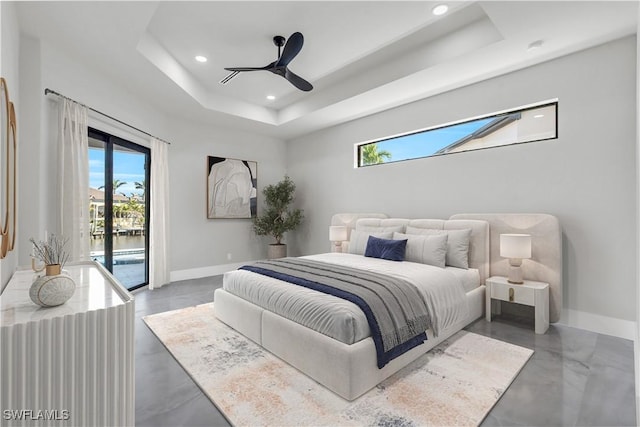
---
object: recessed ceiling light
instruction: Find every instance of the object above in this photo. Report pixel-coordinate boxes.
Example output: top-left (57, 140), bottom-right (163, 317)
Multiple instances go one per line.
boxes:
top-left (195, 55), bottom-right (208, 63)
top-left (534, 114), bottom-right (545, 118)
top-left (527, 40), bottom-right (544, 52)
top-left (432, 4), bottom-right (449, 16)
top-left (266, 95), bottom-right (276, 101)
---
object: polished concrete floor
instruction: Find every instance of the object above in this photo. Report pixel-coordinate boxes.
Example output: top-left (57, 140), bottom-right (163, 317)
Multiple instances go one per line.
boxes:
top-left (135, 276), bottom-right (636, 427)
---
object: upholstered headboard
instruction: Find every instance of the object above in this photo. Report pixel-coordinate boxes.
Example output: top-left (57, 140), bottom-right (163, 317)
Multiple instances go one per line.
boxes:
top-left (330, 213), bottom-right (388, 238)
top-left (451, 213), bottom-right (562, 323)
top-left (331, 212), bottom-right (562, 322)
top-left (330, 214), bottom-right (490, 284)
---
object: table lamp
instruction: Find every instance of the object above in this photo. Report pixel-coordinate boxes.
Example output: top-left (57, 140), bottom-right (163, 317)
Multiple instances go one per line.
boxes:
top-left (329, 226), bottom-right (348, 253)
top-left (500, 233), bottom-right (531, 284)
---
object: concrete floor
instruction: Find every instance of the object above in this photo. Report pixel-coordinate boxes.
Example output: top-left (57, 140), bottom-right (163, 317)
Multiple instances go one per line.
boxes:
top-left (134, 276), bottom-right (636, 427)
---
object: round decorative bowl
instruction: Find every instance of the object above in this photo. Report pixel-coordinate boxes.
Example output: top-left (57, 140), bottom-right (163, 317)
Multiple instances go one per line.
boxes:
top-left (29, 273), bottom-right (76, 307)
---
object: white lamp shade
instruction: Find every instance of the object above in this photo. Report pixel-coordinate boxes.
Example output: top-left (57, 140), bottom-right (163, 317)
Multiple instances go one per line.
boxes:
top-left (500, 234), bottom-right (531, 259)
top-left (329, 226), bottom-right (348, 242)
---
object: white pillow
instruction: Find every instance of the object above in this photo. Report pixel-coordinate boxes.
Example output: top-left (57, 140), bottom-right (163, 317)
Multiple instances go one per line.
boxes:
top-left (405, 227), bottom-right (472, 269)
top-left (393, 232), bottom-right (447, 268)
top-left (348, 230), bottom-right (394, 255)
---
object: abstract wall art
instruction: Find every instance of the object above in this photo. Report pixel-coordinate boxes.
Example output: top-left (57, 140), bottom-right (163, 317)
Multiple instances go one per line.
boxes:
top-left (207, 156), bottom-right (257, 219)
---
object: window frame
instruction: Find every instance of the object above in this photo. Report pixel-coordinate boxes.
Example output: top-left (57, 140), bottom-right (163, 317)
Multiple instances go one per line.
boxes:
top-left (355, 99), bottom-right (559, 168)
top-left (88, 127), bottom-right (151, 291)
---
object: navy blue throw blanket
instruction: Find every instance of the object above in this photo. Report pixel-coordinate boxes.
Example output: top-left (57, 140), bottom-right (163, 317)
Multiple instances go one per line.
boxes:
top-left (239, 257), bottom-right (431, 368)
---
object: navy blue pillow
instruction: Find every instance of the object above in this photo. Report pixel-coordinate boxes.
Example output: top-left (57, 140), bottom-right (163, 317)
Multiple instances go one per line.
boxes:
top-left (364, 235), bottom-right (407, 262)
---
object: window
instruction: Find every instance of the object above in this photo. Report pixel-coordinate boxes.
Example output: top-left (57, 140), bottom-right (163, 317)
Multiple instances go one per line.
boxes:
top-left (356, 101), bottom-right (558, 167)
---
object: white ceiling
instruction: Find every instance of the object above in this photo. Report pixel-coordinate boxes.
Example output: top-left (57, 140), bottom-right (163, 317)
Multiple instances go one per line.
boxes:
top-left (16, 1), bottom-right (638, 140)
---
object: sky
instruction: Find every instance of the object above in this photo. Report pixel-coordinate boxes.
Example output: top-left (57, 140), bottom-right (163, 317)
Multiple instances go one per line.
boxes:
top-left (375, 117), bottom-right (493, 163)
top-left (89, 148), bottom-right (146, 196)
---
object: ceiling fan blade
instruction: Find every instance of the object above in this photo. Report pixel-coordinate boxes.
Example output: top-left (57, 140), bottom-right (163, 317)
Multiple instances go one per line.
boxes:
top-left (284, 68), bottom-right (313, 92)
top-left (224, 66), bottom-right (268, 72)
top-left (219, 71), bottom-right (240, 85)
top-left (276, 32), bottom-right (304, 67)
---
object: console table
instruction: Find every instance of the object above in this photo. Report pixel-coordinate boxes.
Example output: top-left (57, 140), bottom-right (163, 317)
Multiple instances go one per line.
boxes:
top-left (0, 261), bottom-right (135, 426)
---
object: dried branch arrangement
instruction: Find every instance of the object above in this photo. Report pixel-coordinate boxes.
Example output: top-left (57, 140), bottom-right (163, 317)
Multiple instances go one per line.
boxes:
top-left (30, 234), bottom-right (70, 268)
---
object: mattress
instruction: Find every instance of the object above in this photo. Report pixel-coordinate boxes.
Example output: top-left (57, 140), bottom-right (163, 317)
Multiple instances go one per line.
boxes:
top-left (223, 253), bottom-right (474, 345)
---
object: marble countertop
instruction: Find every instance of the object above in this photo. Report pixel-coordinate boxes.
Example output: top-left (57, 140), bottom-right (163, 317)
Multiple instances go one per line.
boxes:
top-left (0, 261), bottom-right (133, 326)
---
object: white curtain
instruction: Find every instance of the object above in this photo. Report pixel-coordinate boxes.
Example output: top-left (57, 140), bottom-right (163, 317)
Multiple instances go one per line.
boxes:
top-left (59, 99), bottom-right (90, 261)
top-left (149, 137), bottom-right (170, 289)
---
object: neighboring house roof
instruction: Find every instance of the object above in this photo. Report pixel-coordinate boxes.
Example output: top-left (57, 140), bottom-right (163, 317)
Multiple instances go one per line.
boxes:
top-left (434, 112), bottom-right (522, 155)
top-left (89, 187), bottom-right (135, 203)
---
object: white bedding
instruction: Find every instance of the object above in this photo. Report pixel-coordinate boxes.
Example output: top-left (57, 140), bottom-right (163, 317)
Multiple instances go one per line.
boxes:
top-left (223, 253), bottom-right (471, 345)
top-left (446, 266), bottom-right (480, 293)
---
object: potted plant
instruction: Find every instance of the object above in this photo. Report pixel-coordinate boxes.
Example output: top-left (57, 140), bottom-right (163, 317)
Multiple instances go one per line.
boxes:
top-left (30, 234), bottom-right (72, 275)
top-left (29, 234), bottom-right (75, 307)
top-left (252, 175), bottom-right (304, 259)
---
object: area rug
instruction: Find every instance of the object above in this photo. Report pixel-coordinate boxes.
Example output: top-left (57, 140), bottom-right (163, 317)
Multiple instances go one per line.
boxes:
top-left (143, 303), bottom-right (533, 426)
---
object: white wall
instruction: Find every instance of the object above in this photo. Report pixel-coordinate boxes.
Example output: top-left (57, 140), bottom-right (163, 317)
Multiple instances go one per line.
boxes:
top-left (287, 36), bottom-right (637, 325)
top-left (11, 15), bottom-right (637, 329)
top-left (16, 35), bottom-right (286, 280)
top-left (0, 2), bottom-right (20, 290)
top-left (166, 118), bottom-right (286, 274)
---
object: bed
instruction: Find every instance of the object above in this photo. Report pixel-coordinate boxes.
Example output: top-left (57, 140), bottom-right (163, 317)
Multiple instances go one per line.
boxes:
top-left (214, 216), bottom-right (490, 401)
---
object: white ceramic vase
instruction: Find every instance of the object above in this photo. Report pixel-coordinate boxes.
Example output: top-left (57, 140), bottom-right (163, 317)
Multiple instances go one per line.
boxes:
top-left (29, 265), bottom-right (76, 307)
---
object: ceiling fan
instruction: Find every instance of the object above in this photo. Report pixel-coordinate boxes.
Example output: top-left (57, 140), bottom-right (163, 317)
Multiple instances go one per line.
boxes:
top-left (221, 32), bottom-right (313, 92)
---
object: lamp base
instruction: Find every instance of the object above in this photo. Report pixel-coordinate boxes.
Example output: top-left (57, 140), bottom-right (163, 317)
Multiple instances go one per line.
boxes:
top-left (331, 241), bottom-right (343, 253)
top-left (507, 259), bottom-right (524, 284)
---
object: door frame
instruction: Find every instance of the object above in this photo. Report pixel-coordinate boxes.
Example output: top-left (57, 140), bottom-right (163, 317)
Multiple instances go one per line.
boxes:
top-left (89, 127), bottom-right (150, 290)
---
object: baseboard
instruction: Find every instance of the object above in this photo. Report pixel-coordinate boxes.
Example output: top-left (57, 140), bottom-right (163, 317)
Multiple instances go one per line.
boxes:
top-left (557, 308), bottom-right (636, 341)
top-left (170, 261), bottom-right (253, 283)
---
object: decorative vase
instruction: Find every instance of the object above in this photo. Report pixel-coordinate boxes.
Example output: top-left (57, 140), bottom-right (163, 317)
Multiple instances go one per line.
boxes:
top-left (29, 264), bottom-right (76, 307)
top-left (267, 244), bottom-right (287, 259)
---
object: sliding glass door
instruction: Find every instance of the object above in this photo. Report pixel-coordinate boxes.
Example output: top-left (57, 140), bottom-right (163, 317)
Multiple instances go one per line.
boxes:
top-left (88, 128), bottom-right (150, 290)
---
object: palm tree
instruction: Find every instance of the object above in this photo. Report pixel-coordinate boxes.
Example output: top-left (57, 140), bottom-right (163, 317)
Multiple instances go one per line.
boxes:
top-left (99, 179), bottom-right (127, 194)
top-left (361, 144), bottom-right (392, 166)
top-left (134, 179), bottom-right (146, 201)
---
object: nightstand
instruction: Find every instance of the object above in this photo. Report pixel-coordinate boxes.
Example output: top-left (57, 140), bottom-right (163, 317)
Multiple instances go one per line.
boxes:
top-left (485, 276), bottom-right (549, 334)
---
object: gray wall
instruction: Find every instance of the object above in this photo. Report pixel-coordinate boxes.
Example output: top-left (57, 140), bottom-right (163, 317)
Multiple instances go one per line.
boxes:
top-left (8, 13), bottom-right (637, 324)
top-left (166, 117), bottom-right (286, 271)
top-left (286, 36), bottom-right (637, 322)
top-left (16, 35), bottom-right (287, 276)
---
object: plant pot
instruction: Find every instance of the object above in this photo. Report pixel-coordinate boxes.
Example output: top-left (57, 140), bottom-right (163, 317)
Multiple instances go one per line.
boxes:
top-left (29, 266), bottom-right (76, 307)
top-left (268, 244), bottom-right (287, 259)
top-left (46, 264), bottom-right (61, 276)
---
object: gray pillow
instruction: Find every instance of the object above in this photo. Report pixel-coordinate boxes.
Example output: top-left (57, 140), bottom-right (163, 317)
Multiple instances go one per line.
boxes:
top-left (405, 227), bottom-right (472, 269)
top-left (348, 230), bottom-right (394, 255)
top-left (393, 232), bottom-right (447, 268)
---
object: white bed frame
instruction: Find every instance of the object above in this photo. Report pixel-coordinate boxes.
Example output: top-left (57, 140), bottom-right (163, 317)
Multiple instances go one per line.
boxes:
top-left (214, 216), bottom-right (490, 401)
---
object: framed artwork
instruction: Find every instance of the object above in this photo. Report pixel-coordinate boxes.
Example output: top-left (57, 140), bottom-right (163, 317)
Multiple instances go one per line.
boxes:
top-left (207, 156), bottom-right (257, 219)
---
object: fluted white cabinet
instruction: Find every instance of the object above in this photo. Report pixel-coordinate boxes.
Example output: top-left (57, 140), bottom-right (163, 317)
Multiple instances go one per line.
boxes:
top-left (0, 261), bottom-right (134, 426)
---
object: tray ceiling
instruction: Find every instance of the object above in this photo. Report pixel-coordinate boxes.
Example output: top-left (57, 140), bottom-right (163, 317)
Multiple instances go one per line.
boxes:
top-left (16, 1), bottom-right (638, 139)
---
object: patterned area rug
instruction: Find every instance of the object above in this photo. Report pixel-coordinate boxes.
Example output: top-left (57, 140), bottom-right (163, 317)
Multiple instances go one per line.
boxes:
top-left (143, 303), bottom-right (533, 427)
